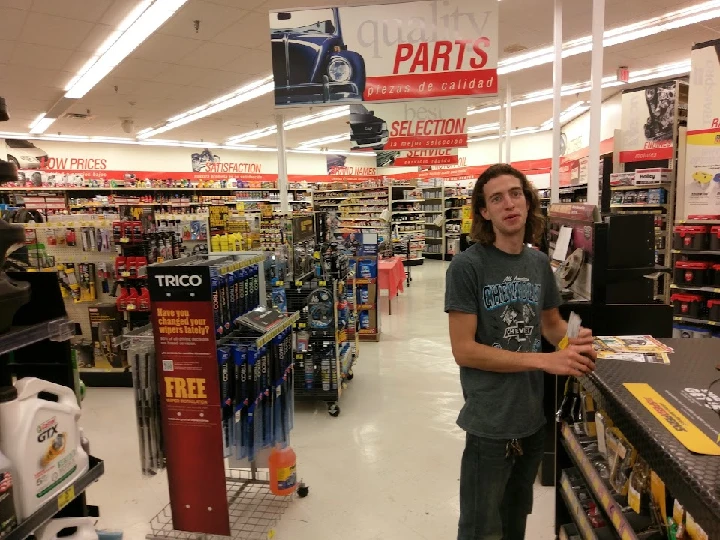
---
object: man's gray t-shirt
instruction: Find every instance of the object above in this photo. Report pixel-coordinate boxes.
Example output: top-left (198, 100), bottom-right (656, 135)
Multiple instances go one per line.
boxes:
top-left (444, 243), bottom-right (562, 439)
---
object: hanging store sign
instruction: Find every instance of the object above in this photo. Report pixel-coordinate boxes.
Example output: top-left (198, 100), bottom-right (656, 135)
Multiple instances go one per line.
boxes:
top-left (269, 0), bottom-right (499, 107)
top-left (619, 81), bottom-right (678, 163)
top-left (683, 39), bottom-right (720, 217)
top-left (376, 148), bottom-right (459, 167)
top-left (148, 265), bottom-right (231, 535)
top-left (350, 99), bottom-right (468, 151)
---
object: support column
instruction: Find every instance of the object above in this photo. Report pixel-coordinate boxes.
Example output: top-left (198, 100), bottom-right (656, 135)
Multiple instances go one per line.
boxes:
top-left (504, 84), bottom-right (512, 163)
top-left (551, 0), bottom-right (563, 204)
top-left (587, 0), bottom-right (605, 206)
top-left (498, 91), bottom-right (504, 162)
top-left (275, 114), bottom-right (289, 212)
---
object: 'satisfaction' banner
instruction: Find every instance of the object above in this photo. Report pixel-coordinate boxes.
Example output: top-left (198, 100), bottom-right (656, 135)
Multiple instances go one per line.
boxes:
top-left (619, 81), bottom-right (679, 163)
top-left (350, 99), bottom-right (468, 151)
top-left (269, 0), bottom-right (498, 106)
top-left (683, 39), bottom-right (720, 217)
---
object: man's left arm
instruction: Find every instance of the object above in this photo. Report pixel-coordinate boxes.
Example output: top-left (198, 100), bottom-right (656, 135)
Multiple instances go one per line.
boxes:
top-left (541, 308), bottom-right (568, 347)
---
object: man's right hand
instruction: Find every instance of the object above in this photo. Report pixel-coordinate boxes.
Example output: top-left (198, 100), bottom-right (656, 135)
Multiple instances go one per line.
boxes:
top-left (540, 345), bottom-right (596, 377)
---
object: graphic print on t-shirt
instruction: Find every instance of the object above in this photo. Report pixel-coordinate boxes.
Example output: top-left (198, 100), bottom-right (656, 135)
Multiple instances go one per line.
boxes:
top-left (482, 276), bottom-right (542, 352)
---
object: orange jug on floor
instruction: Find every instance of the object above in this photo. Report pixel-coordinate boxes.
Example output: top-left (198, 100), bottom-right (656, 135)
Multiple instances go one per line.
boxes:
top-left (268, 444), bottom-right (297, 496)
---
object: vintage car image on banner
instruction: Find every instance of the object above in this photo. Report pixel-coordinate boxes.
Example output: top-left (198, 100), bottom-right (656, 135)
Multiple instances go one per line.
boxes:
top-left (269, 0), bottom-right (499, 106)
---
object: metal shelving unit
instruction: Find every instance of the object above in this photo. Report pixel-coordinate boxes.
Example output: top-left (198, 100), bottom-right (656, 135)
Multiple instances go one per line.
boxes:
top-left (1, 272), bottom-right (104, 540)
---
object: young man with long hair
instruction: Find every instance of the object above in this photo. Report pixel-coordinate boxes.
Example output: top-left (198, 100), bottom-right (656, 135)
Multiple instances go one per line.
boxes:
top-left (445, 164), bottom-right (597, 540)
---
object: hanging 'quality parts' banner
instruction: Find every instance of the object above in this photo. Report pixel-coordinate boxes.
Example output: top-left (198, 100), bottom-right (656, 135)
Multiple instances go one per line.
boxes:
top-left (269, 0), bottom-right (498, 106)
top-left (349, 99), bottom-right (468, 151)
top-left (619, 81), bottom-right (679, 163)
top-left (684, 39), bottom-right (720, 216)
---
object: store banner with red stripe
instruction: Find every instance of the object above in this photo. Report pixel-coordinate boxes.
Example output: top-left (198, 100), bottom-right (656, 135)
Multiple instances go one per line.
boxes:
top-left (350, 99), bottom-right (468, 152)
top-left (375, 148), bottom-right (459, 167)
top-left (619, 81), bottom-right (677, 163)
top-left (270, 0), bottom-right (498, 107)
top-left (683, 39), bottom-right (720, 217)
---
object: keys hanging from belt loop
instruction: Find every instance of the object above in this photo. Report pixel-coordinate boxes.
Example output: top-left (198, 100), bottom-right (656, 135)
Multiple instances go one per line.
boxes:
top-left (505, 439), bottom-right (523, 458)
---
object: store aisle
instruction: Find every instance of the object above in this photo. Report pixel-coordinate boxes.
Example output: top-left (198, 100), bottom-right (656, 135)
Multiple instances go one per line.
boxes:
top-left (81, 260), bottom-right (554, 540)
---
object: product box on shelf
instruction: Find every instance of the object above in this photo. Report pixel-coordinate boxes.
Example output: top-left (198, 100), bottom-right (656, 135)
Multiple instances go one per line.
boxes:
top-left (674, 260), bottom-right (710, 286)
top-left (672, 324), bottom-right (711, 338)
top-left (673, 226), bottom-right (709, 250)
top-left (710, 226), bottom-right (720, 251)
top-left (634, 168), bottom-right (671, 185)
top-left (713, 264), bottom-right (720, 287)
top-left (87, 303), bottom-right (127, 370)
top-left (647, 188), bottom-right (666, 204)
top-left (609, 172), bottom-right (635, 186)
top-left (670, 293), bottom-right (703, 318)
top-left (708, 299), bottom-right (720, 322)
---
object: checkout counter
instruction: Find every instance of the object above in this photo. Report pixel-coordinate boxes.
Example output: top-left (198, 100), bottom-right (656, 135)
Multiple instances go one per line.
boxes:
top-left (543, 204), bottom-right (720, 538)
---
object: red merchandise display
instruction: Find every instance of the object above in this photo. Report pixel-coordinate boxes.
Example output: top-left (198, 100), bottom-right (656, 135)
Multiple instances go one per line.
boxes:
top-left (148, 263), bottom-right (230, 536)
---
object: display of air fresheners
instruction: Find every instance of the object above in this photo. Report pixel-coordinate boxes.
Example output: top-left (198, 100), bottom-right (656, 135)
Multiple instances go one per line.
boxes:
top-left (359, 310), bottom-right (370, 329)
top-left (358, 285), bottom-right (369, 305)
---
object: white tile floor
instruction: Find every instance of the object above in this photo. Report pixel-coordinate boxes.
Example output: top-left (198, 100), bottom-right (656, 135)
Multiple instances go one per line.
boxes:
top-left (81, 260), bottom-right (555, 540)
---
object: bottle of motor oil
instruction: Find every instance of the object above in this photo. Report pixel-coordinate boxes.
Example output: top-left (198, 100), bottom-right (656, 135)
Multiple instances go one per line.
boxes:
top-left (0, 387), bottom-right (18, 537)
top-left (36, 517), bottom-right (98, 540)
top-left (0, 377), bottom-right (90, 520)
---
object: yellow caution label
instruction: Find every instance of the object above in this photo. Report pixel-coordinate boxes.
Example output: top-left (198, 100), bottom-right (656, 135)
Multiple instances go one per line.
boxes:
top-left (623, 383), bottom-right (720, 455)
top-left (57, 485), bottom-right (75, 509)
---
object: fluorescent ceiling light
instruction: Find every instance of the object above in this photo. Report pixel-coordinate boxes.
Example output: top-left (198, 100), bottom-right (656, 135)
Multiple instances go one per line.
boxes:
top-left (136, 75), bottom-right (274, 139)
top-left (28, 113), bottom-right (56, 134)
top-left (65, 0), bottom-right (189, 99)
top-left (226, 106), bottom-right (349, 144)
top-left (498, 0), bottom-right (720, 74)
top-left (469, 60), bottom-right (690, 118)
top-left (297, 133), bottom-right (351, 148)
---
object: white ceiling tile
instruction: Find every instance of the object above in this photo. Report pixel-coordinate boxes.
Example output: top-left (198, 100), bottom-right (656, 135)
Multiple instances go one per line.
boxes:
top-left (110, 57), bottom-right (172, 81)
top-left (213, 11), bottom-right (268, 49)
top-left (10, 42), bottom-right (75, 69)
top-left (158, 0), bottom-right (247, 40)
top-left (18, 12), bottom-right (94, 49)
top-left (30, 0), bottom-right (113, 23)
top-left (176, 41), bottom-right (249, 69)
top-left (212, 0), bottom-right (265, 8)
top-left (98, 0), bottom-right (140, 26)
top-left (132, 33), bottom-right (203, 63)
top-left (75, 23), bottom-right (114, 54)
top-left (223, 48), bottom-right (272, 75)
top-left (188, 69), bottom-right (248, 91)
top-left (0, 0), bottom-right (30, 9)
top-left (0, 40), bottom-right (15, 63)
top-left (0, 7), bottom-right (28, 40)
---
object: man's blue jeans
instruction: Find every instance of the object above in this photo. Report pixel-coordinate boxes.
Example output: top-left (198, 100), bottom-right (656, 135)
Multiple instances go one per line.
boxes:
top-left (457, 427), bottom-right (545, 540)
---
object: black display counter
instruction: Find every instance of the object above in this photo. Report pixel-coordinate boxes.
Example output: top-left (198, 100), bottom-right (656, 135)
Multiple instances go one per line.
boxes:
top-left (556, 338), bottom-right (720, 538)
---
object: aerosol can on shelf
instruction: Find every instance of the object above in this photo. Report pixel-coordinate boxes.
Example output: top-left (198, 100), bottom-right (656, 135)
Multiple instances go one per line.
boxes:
top-left (0, 377), bottom-right (90, 520)
top-left (36, 517), bottom-right (98, 540)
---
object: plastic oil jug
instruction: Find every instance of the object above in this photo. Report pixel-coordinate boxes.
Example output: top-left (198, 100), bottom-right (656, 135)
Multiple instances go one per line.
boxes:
top-left (0, 377), bottom-right (90, 520)
top-left (36, 517), bottom-right (98, 540)
top-left (268, 444), bottom-right (297, 496)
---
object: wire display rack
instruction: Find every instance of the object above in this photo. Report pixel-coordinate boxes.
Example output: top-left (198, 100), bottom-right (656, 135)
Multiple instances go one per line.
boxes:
top-left (147, 468), bottom-right (293, 540)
